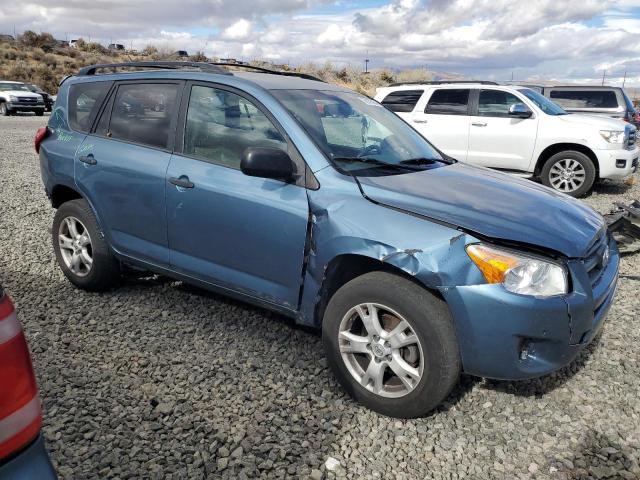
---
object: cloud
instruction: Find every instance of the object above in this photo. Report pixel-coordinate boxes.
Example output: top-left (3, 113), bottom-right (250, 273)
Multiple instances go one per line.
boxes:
top-left (221, 19), bottom-right (252, 41)
top-left (3, 0), bottom-right (640, 85)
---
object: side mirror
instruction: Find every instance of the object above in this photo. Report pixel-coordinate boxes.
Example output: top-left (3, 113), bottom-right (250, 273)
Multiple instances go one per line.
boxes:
top-left (509, 103), bottom-right (533, 118)
top-left (240, 147), bottom-right (294, 182)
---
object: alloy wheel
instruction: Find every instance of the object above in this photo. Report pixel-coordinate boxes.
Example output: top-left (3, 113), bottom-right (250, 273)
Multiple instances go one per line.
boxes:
top-left (338, 303), bottom-right (423, 398)
top-left (58, 216), bottom-right (93, 277)
top-left (548, 158), bottom-right (586, 193)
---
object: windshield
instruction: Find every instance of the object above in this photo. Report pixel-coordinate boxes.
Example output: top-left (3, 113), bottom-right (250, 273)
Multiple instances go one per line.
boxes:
top-left (271, 89), bottom-right (445, 175)
top-left (0, 83), bottom-right (30, 92)
top-left (519, 88), bottom-right (567, 115)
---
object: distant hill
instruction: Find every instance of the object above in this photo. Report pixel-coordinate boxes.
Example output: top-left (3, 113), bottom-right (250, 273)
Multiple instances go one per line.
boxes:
top-left (0, 30), bottom-right (434, 96)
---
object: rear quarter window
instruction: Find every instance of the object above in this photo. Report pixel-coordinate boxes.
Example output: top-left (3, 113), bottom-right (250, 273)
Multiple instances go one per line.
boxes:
top-left (380, 90), bottom-right (424, 112)
top-left (68, 81), bottom-right (112, 132)
top-left (549, 90), bottom-right (618, 109)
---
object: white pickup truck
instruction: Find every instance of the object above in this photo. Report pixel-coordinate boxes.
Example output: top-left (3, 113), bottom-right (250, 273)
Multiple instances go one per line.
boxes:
top-left (375, 82), bottom-right (638, 196)
top-left (0, 80), bottom-right (45, 116)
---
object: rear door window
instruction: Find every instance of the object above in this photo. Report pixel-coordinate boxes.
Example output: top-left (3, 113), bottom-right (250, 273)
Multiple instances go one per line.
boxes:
top-left (549, 90), bottom-right (618, 109)
top-left (477, 90), bottom-right (523, 117)
top-left (68, 81), bottom-right (112, 132)
top-left (380, 90), bottom-right (424, 112)
top-left (425, 89), bottom-right (470, 115)
top-left (108, 83), bottom-right (180, 149)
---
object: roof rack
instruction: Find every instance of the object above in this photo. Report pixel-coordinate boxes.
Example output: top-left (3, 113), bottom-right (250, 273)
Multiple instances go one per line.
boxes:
top-left (389, 80), bottom-right (499, 86)
top-left (78, 61), bottom-right (230, 76)
top-left (209, 62), bottom-right (325, 82)
top-left (76, 61), bottom-right (325, 83)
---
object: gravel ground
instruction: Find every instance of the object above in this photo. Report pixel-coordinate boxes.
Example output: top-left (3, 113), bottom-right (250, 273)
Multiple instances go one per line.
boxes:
top-left (1, 114), bottom-right (639, 480)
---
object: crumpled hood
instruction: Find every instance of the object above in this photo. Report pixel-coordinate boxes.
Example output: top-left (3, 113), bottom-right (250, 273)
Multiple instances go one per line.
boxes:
top-left (357, 163), bottom-right (605, 258)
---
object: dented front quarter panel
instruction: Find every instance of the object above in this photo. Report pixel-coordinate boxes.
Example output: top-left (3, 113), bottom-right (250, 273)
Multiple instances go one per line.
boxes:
top-left (298, 167), bottom-right (485, 326)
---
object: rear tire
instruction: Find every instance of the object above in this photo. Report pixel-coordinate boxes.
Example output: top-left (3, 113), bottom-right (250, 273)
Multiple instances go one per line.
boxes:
top-left (322, 271), bottom-right (460, 418)
top-left (540, 150), bottom-right (596, 197)
top-left (52, 199), bottom-right (120, 291)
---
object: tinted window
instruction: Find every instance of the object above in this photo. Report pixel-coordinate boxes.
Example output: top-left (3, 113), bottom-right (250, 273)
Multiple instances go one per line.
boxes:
top-left (549, 90), bottom-right (618, 109)
top-left (183, 85), bottom-right (287, 169)
top-left (425, 89), bottom-right (470, 115)
top-left (109, 83), bottom-right (179, 149)
top-left (68, 82), bottom-right (111, 132)
top-left (381, 90), bottom-right (424, 112)
top-left (477, 90), bottom-right (523, 117)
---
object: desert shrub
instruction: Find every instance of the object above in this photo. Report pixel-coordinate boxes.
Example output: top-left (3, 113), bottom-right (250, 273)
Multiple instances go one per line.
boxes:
top-left (2, 47), bottom-right (18, 61)
top-left (19, 31), bottom-right (57, 51)
top-left (42, 54), bottom-right (58, 68)
top-left (31, 48), bottom-right (45, 62)
top-left (379, 70), bottom-right (395, 83)
top-left (190, 51), bottom-right (208, 62)
top-left (142, 45), bottom-right (158, 56)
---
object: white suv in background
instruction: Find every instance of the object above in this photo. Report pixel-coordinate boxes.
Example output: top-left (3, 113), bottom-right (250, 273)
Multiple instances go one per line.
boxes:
top-left (375, 82), bottom-right (638, 196)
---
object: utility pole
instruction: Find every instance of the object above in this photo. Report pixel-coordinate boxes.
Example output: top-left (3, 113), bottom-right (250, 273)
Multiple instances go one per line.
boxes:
top-left (622, 70), bottom-right (627, 88)
top-left (511, 71), bottom-right (514, 82)
top-left (601, 69), bottom-right (606, 86)
top-left (365, 50), bottom-right (369, 74)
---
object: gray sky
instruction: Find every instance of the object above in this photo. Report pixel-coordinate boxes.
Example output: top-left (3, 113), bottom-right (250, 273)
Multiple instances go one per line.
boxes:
top-left (3, 0), bottom-right (640, 86)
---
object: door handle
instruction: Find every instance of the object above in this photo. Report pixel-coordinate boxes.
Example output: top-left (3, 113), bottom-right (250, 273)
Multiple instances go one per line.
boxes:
top-left (79, 154), bottom-right (97, 165)
top-left (169, 176), bottom-right (194, 189)
top-left (413, 118), bottom-right (428, 124)
top-left (471, 121), bottom-right (487, 127)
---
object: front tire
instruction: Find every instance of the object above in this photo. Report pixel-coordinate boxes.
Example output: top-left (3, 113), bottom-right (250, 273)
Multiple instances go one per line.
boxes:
top-left (35, 110), bottom-right (44, 117)
top-left (52, 199), bottom-right (120, 291)
top-left (0, 102), bottom-right (9, 116)
top-left (322, 271), bottom-right (460, 418)
top-left (540, 150), bottom-right (596, 197)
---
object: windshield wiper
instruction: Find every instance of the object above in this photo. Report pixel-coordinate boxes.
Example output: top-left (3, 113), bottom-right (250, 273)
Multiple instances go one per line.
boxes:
top-left (399, 157), bottom-right (440, 166)
top-left (332, 157), bottom-right (429, 172)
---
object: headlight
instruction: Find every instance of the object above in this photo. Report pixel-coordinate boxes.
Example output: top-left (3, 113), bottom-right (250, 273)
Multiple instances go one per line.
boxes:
top-left (600, 130), bottom-right (625, 144)
top-left (8, 95), bottom-right (17, 102)
top-left (466, 244), bottom-right (568, 297)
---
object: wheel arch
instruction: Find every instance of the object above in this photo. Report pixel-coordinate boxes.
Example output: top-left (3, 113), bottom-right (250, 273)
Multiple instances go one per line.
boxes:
top-left (313, 253), bottom-right (445, 329)
top-left (51, 184), bottom-right (83, 208)
top-left (534, 143), bottom-right (599, 178)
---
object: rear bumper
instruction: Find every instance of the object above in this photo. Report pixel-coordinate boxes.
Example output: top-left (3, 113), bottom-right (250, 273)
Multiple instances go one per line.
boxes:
top-left (595, 146), bottom-right (639, 179)
top-left (0, 434), bottom-right (56, 480)
top-left (440, 243), bottom-right (619, 380)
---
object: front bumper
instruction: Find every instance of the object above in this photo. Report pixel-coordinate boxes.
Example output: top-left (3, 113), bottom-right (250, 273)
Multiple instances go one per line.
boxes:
top-left (6, 102), bottom-right (45, 113)
top-left (440, 241), bottom-right (619, 380)
top-left (0, 435), bottom-right (56, 480)
top-left (595, 145), bottom-right (639, 179)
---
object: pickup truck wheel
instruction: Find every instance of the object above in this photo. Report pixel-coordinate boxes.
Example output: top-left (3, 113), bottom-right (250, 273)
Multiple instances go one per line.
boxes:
top-left (52, 199), bottom-right (120, 291)
top-left (322, 271), bottom-right (460, 418)
top-left (35, 110), bottom-right (44, 117)
top-left (541, 151), bottom-right (596, 197)
top-left (0, 102), bottom-right (9, 116)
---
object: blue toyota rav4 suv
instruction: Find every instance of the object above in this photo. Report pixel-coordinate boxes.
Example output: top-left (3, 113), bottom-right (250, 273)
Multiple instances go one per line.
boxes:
top-left (37, 62), bottom-right (619, 418)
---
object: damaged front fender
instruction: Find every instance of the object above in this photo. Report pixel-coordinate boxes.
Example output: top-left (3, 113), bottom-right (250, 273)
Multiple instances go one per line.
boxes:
top-left (296, 169), bottom-right (485, 326)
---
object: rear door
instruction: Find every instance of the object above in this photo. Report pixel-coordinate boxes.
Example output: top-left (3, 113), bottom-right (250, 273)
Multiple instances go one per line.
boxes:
top-left (165, 83), bottom-right (309, 309)
top-left (413, 88), bottom-right (471, 160)
top-left (75, 80), bottom-right (183, 265)
top-left (467, 88), bottom-right (538, 171)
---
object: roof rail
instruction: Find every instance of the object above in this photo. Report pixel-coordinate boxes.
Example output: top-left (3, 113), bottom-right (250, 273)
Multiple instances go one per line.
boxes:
top-left (78, 61), bottom-right (230, 76)
top-left (209, 62), bottom-right (325, 82)
top-left (389, 80), bottom-right (499, 86)
top-left (76, 61), bottom-right (325, 83)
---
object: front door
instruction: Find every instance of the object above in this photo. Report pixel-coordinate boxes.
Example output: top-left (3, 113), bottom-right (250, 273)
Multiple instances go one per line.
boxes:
top-left (166, 84), bottom-right (309, 309)
top-left (467, 89), bottom-right (539, 171)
